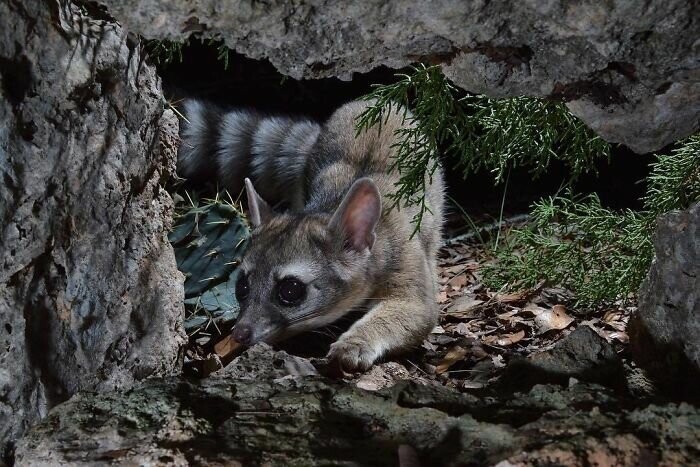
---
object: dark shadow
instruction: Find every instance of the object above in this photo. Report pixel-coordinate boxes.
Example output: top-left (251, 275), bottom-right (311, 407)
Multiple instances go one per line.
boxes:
top-left (157, 41), bottom-right (655, 227)
top-left (628, 314), bottom-right (700, 404)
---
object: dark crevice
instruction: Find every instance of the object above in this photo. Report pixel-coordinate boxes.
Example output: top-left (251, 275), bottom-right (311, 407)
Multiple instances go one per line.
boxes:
top-left (71, 0), bottom-right (114, 22)
top-left (0, 54), bottom-right (32, 107)
top-left (394, 382), bottom-right (546, 428)
top-left (2, 440), bottom-right (15, 467)
top-left (606, 61), bottom-right (638, 82)
top-left (551, 79), bottom-right (628, 106)
top-left (655, 81), bottom-right (673, 95)
top-left (21, 240), bottom-right (72, 409)
top-left (157, 41), bottom-right (653, 229)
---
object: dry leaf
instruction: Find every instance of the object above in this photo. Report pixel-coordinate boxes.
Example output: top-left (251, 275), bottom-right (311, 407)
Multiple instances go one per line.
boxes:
top-left (603, 309), bottom-right (624, 322)
top-left (442, 264), bottom-right (466, 275)
top-left (437, 291), bottom-right (449, 304)
top-left (356, 362), bottom-right (411, 391)
top-left (523, 303), bottom-right (548, 315)
top-left (447, 289), bottom-right (463, 298)
top-left (525, 303), bottom-right (574, 334)
top-left (496, 310), bottom-right (521, 322)
top-left (448, 274), bottom-right (468, 289)
top-left (421, 340), bottom-right (437, 351)
top-left (484, 329), bottom-right (526, 347)
top-left (454, 322), bottom-right (476, 337)
top-left (214, 335), bottom-right (242, 358)
top-left (608, 331), bottom-right (629, 343)
top-left (494, 290), bottom-right (528, 304)
top-left (603, 309), bottom-right (627, 331)
top-left (444, 295), bottom-right (484, 317)
top-left (539, 305), bottom-right (574, 333)
top-left (435, 346), bottom-right (468, 374)
top-left (431, 325), bottom-right (445, 334)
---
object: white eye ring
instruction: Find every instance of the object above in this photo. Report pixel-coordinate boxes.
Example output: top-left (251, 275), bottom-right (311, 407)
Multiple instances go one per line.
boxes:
top-left (277, 277), bottom-right (307, 306)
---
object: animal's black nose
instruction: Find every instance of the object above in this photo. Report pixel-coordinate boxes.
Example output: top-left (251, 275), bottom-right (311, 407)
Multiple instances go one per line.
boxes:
top-left (231, 324), bottom-right (252, 346)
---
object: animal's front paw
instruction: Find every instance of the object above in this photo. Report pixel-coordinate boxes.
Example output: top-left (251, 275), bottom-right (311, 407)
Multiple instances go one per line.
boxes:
top-left (327, 336), bottom-right (379, 372)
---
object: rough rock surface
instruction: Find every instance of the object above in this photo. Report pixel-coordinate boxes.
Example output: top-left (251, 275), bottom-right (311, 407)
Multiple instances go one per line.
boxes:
top-left (15, 345), bottom-right (700, 466)
top-left (98, 0), bottom-right (700, 153)
top-left (630, 202), bottom-right (700, 400)
top-left (0, 0), bottom-right (185, 456)
top-left (502, 326), bottom-right (625, 390)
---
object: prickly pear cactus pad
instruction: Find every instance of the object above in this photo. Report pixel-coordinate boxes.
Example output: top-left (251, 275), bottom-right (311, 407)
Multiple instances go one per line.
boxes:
top-left (169, 192), bottom-right (249, 339)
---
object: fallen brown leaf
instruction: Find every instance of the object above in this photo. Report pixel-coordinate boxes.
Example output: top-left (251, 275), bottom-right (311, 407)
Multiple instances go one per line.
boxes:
top-left (523, 303), bottom-right (548, 314)
top-left (496, 310), bottom-right (521, 322)
top-left (525, 303), bottom-right (575, 334)
top-left (435, 346), bottom-right (468, 374)
top-left (441, 264), bottom-right (468, 275)
top-left (214, 335), bottom-right (243, 358)
top-left (448, 273), bottom-right (468, 289)
top-left (444, 295), bottom-right (484, 317)
top-left (608, 331), bottom-right (630, 344)
top-left (483, 329), bottom-right (526, 347)
top-left (603, 309), bottom-right (628, 332)
top-left (494, 291), bottom-right (528, 304)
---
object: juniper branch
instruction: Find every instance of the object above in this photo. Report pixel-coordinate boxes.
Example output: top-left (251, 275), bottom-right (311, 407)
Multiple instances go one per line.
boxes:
top-left (355, 65), bottom-right (610, 231)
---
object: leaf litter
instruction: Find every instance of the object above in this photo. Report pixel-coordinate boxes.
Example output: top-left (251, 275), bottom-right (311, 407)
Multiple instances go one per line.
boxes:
top-left (345, 236), bottom-right (635, 392)
top-left (180, 217), bottom-right (635, 390)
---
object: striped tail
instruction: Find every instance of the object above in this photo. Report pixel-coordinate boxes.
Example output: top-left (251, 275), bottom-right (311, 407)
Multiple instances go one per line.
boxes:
top-left (177, 99), bottom-right (321, 206)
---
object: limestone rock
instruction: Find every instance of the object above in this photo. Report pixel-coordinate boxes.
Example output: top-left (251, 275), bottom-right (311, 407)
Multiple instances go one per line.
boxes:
top-left (630, 202), bottom-right (699, 399)
top-left (98, 0), bottom-right (699, 152)
top-left (218, 343), bottom-right (319, 380)
top-left (0, 0), bottom-right (185, 456)
top-left (14, 345), bottom-right (700, 466)
top-left (502, 326), bottom-right (624, 390)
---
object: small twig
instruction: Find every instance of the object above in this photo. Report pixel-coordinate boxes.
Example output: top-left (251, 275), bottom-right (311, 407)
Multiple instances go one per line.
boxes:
top-left (404, 358), bottom-right (430, 377)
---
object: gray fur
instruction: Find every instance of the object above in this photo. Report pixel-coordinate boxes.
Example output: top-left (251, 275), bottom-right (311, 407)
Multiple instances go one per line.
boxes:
top-left (179, 99), bottom-right (320, 202)
top-left (217, 110), bottom-right (260, 187)
top-left (178, 99), bottom-right (223, 180)
top-left (178, 99), bottom-right (444, 370)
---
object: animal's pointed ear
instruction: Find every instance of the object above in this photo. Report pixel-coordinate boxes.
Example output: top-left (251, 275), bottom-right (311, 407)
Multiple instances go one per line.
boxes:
top-left (329, 178), bottom-right (382, 252)
top-left (245, 178), bottom-right (273, 228)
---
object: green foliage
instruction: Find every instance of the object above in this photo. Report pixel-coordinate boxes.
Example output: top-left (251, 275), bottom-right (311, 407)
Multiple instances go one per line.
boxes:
top-left (644, 135), bottom-right (700, 214)
top-left (211, 39), bottom-right (231, 70)
top-left (169, 192), bottom-right (249, 333)
top-left (356, 65), bottom-right (457, 231)
top-left (485, 135), bottom-right (700, 307)
top-left (459, 95), bottom-right (610, 182)
top-left (145, 37), bottom-right (231, 69)
top-left (146, 39), bottom-right (185, 65)
top-left (355, 64), bottom-right (610, 228)
top-left (357, 64), bottom-right (698, 307)
top-left (485, 193), bottom-right (653, 306)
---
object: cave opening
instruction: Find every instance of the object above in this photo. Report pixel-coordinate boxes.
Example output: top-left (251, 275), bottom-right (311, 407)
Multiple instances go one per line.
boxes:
top-left (158, 40), bottom-right (654, 233)
top-left (155, 40), bottom-right (657, 373)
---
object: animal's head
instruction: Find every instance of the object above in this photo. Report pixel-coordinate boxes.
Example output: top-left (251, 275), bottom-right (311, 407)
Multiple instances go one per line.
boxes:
top-left (230, 177), bottom-right (381, 346)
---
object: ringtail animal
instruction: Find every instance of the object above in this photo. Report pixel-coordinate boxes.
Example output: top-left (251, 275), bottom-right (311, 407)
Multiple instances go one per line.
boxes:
top-left (178, 99), bottom-right (444, 370)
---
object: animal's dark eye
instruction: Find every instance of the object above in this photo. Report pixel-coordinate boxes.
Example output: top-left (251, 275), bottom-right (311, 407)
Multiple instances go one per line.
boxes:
top-left (235, 273), bottom-right (249, 301)
top-left (277, 277), bottom-right (306, 306)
